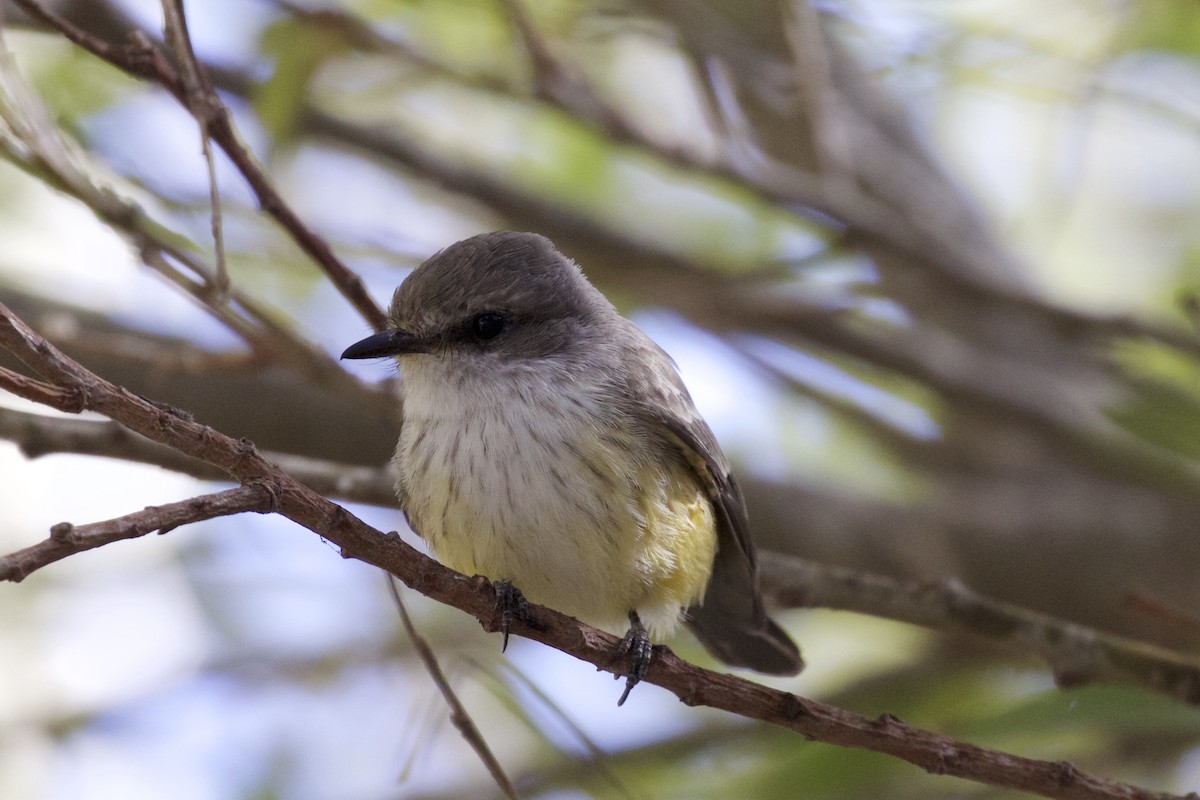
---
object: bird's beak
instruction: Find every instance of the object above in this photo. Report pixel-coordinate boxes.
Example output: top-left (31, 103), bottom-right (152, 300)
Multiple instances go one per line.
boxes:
top-left (340, 329), bottom-right (430, 360)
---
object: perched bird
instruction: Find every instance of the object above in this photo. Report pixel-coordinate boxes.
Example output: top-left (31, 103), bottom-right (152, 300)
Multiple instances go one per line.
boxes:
top-left (342, 231), bottom-right (801, 701)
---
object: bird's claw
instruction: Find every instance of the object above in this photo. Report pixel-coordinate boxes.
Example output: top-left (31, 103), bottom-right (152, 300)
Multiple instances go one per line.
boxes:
top-left (493, 579), bottom-right (531, 652)
top-left (611, 611), bottom-right (654, 706)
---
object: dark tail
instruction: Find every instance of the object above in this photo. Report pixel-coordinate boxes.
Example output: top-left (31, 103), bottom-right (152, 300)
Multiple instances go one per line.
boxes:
top-left (682, 491), bottom-right (804, 676)
top-left (685, 607), bottom-right (802, 675)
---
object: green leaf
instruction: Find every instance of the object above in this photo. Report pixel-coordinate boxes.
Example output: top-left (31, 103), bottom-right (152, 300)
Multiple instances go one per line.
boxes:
top-left (255, 17), bottom-right (353, 146)
top-left (1126, 0), bottom-right (1200, 56)
top-left (1109, 339), bottom-right (1200, 461)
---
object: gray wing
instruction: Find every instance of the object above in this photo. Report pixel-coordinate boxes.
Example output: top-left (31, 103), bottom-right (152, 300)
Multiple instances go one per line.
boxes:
top-left (619, 320), bottom-right (802, 675)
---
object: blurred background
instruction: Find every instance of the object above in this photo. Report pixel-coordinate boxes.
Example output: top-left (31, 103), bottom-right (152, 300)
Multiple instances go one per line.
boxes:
top-left (2, 0), bottom-right (1200, 797)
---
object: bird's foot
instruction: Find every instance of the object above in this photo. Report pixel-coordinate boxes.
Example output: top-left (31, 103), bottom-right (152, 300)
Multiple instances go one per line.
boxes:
top-left (611, 610), bottom-right (654, 706)
top-left (493, 579), bottom-right (531, 652)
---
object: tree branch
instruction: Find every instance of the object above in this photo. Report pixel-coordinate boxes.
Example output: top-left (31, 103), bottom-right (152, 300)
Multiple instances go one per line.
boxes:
top-left (0, 288), bottom-right (402, 466)
top-left (0, 300), bottom-right (1188, 800)
top-left (0, 38), bottom-right (361, 389)
top-left (0, 405), bottom-right (396, 506)
top-left (159, 0), bottom-right (229, 297)
top-left (7, 0), bottom-right (387, 331)
top-left (0, 483), bottom-right (275, 581)
top-left (388, 578), bottom-right (520, 800)
top-left (762, 554), bottom-right (1200, 707)
top-left (7, 402), bottom-right (1200, 714)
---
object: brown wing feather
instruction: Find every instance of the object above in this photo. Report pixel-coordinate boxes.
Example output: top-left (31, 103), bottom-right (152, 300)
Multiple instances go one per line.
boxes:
top-left (619, 320), bottom-right (802, 675)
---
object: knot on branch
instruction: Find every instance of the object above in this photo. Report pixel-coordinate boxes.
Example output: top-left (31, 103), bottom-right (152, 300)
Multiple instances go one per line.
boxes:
top-left (779, 693), bottom-right (807, 721)
top-left (97, 189), bottom-right (143, 230)
top-left (49, 521), bottom-right (75, 542)
top-left (924, 744), bottom-right (959, 776)
top-left (121, 31), bottom-right (174, 82)
top-left (1051, 761), bottom-right (1079, 786)
top-left (244, 478), bottom-right (282, 513)
top-left (874, 712), bottom-right (907, 729)
top-left (61, 383), bottom-right (89, 413)
top-left (234, 437), bottom-right (260, 462)
top-left (145, 397), bottom-right (193, 422)
top-left (192, 94), bottom-right (230, 131)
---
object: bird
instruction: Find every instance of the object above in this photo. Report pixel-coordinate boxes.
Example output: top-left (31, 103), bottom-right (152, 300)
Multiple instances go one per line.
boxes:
top-left (342, 231), bottom-right (801, 702)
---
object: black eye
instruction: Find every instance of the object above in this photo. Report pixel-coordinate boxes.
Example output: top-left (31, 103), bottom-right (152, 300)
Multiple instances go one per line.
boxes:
top-left (471, 312), bottom-right (506, 340)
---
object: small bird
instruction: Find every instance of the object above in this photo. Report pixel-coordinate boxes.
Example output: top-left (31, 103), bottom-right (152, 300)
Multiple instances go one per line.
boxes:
top-left (342, 231), bottom-right (801, 701)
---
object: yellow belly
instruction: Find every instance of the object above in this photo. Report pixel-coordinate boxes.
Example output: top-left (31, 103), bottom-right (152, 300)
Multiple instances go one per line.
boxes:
top-left (398, 409), bottom-right (717, 640)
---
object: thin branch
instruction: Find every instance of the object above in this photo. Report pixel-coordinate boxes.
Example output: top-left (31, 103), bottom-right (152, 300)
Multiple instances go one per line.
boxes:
top-left (0, 403), bottom-right (220, 469)
top-left (387, 577), bottom-right (520, 800)
top-left (0, 484), bottom-right (275, 581)
top-left (731, 336), bottom-right (940, 465)
top-left (761, 554), bottom-right (1200, 707)
top-left (160, 0), bottom-right (228, 297)
top-left (682, 290), bottom-right (1200, 498)
top-left (0, 405), bottom-right (397, 506)
top-left (478, 657), bottom-right (636, 800)
top-left (23, 0), bottom-right (1200, 379)
top-left (499, 0), bottom-right (636, 140)
top-left (785, 0), bottom-right (854, 182)
top-left (8, 402), bottom-right (1200, 715)
top-left (7, 0), bottom-right (387, 331)
top-left (0, 33), bottom-right (355, 385)
top-left (0, 365), bottom-right (81, 408)
top-left (0, 299), bottom-right (1189, 800)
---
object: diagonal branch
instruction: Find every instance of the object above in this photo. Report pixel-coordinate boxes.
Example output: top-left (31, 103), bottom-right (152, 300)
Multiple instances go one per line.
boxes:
top-left (0, 405), bottom-right (397, 506)
top-left (7, 403), bottom-right (1200, 712)
top-left (0, 39), bottom-right (360, 387)
top-left (762, 554), bottom-right (1200, 707)
top-left (388, 578), bottom-right (520, 800)
top-left (0, 483), bottom-right (276, 582)
top-left (160, 0), bottom-right (229, 297)
top-left (7, 0), bottom-right (387, 331)
top-left (0, 302), bottom-right (1189, 799)
top-left (0, 364), bottom-right (81, 408)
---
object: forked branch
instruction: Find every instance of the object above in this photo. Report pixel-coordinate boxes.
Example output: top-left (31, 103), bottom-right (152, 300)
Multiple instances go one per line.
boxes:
top-left (0, 304), bottom-right (1187, 800)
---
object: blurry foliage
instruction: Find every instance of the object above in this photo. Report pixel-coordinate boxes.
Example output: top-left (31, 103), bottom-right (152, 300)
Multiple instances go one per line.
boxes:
top-left (2, 0), bottom-right (1200, 799)
top-left (1129, 0), bottom-right (1200, 56)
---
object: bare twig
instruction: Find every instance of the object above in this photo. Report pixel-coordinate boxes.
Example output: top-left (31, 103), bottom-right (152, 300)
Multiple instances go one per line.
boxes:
top-left (0, 484), bottom-right (275, 581)
top-left (784, 0), bottom-right (854, 181)
top-left (0, 365), bottom-right (81, 408)
top-left (160, 0), bottom-right (228, 297)
top-left (8, 0), bottom-right (386, 330)
top-left (499, 0), bottom-right (634, 140)
top-left (0, 405), bottom-right (397, 506)
top-left (0, 300), bottom-right (1189, 800)
top-left (0, 32), bottom-right (354, 383)
top-left (732, 336), bottom-right (940, 464)
top-left (7, 401), bottom-right (1200, 714)
top-left (387, 577), bottom-right (520, 800)
top-left (681, 290), bottom-right (1200, 497)
top-left (762, 554), bottom-right (1200, 707)
top-left (479, 658), bottom-right (636, 799)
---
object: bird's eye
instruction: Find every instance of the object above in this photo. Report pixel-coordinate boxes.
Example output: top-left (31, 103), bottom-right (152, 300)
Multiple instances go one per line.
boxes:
top-left (471, 312), bottom-right (506, 340)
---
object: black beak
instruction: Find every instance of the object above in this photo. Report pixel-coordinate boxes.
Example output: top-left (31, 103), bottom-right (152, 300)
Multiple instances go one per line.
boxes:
top-left (341, 329), bottom-right (430, 360)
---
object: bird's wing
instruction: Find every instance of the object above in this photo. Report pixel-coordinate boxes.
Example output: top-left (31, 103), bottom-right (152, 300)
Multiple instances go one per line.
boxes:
top-left (618, 320), bottom-right (801, 675)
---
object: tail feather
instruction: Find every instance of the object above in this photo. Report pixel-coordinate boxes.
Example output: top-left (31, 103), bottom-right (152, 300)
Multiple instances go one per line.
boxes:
top-left (685, 610), bottom-right (803, 676)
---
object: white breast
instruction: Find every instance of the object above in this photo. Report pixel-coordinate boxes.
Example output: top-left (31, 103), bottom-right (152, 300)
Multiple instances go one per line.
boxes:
top-left (395, 356), bottom-right (712, 638)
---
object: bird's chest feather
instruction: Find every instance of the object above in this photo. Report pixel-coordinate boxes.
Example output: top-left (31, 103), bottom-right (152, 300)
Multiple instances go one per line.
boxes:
top-left (393, 362), bottom-right (716, 635)
top-left (398, 367), bottom-right (632, 573)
